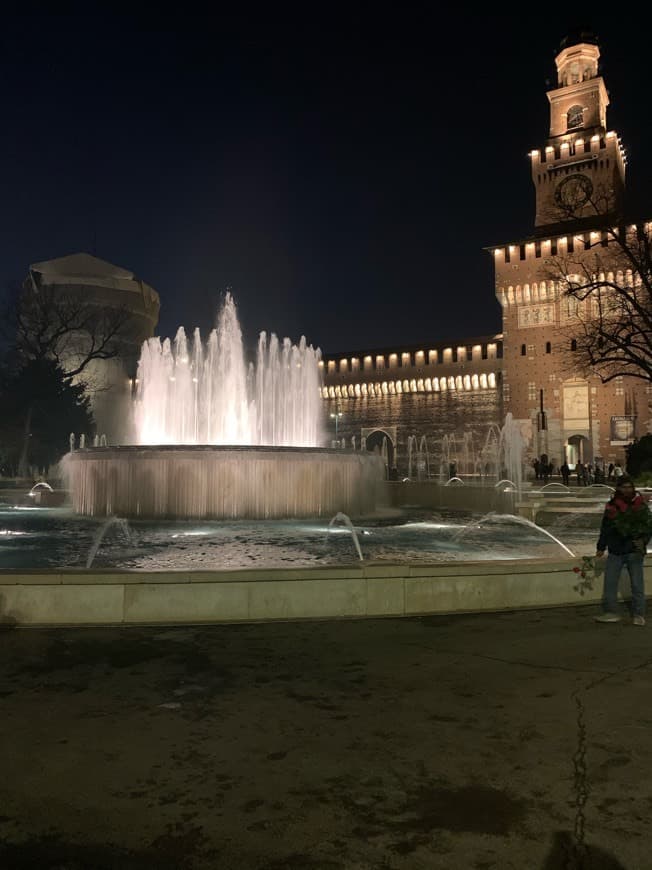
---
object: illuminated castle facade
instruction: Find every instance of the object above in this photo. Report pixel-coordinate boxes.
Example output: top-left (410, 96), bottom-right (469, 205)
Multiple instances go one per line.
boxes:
top-left (493, 32), bottom-right (650, 467)
top-left (322, 31), bottom-right (651, 475)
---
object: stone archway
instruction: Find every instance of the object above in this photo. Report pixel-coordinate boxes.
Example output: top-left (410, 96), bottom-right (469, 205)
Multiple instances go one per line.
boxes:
top-left (566, 434), bottom-right (591, 467)
top-left (364, 429), bottom-right (396, 479)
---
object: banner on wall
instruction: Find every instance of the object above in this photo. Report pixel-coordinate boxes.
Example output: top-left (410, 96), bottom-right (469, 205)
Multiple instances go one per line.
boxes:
top-left (610, 416), bottom-right (636, 446)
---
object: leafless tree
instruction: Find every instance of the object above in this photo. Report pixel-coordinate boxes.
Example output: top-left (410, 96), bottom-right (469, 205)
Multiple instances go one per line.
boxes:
top-left (3, 281), bottom-right (132, 383)
top-left (544, 188), bottom-right (652, 384)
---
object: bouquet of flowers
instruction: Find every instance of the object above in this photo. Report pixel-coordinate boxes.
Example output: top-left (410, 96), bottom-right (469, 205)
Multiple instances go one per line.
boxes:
top-left (610, 499), bottom-right (652, 543)
top-left (572, 556), bottom-right (602, 596)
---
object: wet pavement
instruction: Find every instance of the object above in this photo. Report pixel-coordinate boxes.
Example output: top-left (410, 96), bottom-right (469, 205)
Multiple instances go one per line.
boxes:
top-left (0, 606), bottom-right (650, 869)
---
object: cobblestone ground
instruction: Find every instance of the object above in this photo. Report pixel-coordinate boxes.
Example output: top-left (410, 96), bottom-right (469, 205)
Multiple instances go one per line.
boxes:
top-left (1, 606), bottom-right (650, 869)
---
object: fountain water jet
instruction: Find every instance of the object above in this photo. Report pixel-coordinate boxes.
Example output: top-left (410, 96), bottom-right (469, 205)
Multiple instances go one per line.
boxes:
top-left (328, 512), bottom-right (364, 561)
top-left (453, 512), bottom-right (575, 557)
top-left (86, 516), bottom-right (132, 569)
top-left (65, 294), bottom-right (384, 520)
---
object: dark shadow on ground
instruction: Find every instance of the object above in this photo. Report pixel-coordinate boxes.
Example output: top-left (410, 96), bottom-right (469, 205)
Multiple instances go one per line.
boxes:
top-left (541, 832), bottom-right (628, 869)
top-left (0, 829), bottom-right (209, 869)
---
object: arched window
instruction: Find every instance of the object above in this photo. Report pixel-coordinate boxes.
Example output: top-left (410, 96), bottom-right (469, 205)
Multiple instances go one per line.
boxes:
top-left (567, 105), bottom-right (584, 130)
top-left (546, 341), bottom-right (552, 354)
top-left (521, 344), bottom-right (526, 356)
top-left (571, 339), bottom-right (577, 352)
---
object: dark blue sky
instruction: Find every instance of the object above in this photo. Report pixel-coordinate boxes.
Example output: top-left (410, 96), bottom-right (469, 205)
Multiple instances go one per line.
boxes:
top-left (1, 10), bottom-right (650, 355)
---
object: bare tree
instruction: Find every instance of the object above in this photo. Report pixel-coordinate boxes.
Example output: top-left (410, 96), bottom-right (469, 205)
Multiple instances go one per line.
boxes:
top-left (544, 189), bottom-right (652, 384)
top-left (3, 281), bottom-right (132, 383)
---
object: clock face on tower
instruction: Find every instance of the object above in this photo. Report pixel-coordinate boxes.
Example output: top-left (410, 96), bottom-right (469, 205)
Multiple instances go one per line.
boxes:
top-left (554, 174), bottom-right (593, 211)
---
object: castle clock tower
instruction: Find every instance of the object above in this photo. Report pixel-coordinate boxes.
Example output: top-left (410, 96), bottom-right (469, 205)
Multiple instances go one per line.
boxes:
top-left (490, 30), bottom-right (648, 471)
top-left (532, 32), bottom-right (626, 228)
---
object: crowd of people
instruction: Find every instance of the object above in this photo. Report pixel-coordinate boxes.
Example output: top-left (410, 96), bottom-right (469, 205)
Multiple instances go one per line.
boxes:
top-left (531, 456), bottom-right (623, 486)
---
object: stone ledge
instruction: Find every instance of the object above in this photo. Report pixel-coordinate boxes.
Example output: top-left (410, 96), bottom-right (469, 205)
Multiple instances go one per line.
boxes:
top-left (0, 558), bottom-right (648, 626)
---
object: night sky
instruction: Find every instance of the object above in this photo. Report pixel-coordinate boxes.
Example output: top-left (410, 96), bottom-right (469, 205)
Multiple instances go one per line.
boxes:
top-left (2, 10), bottom-right (651, 357)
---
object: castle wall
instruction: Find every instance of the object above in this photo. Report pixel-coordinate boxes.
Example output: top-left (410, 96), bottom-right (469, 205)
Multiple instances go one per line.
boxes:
top-left (494, 231), bottom-right (652, 467)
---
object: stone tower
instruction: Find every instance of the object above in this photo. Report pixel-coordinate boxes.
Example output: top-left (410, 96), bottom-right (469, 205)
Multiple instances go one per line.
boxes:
top-left (24, 252), bottom-right (160, 444)
top-left (532, 30), bottom-right (626, 229)
top-left (490, 31), bottom-right (650, 469)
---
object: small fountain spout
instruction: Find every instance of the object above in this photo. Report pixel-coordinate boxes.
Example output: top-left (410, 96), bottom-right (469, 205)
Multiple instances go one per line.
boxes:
top-left (453, 512), bottom-right (575, 557)
top-left (327, 512), bottom-right (364, 561)
top-left (86, 516), bottom-right (132, 569)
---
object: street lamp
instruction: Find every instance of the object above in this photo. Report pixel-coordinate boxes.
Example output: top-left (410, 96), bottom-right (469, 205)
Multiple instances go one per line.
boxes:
top-left (330, 409), bottom-right (343, 436)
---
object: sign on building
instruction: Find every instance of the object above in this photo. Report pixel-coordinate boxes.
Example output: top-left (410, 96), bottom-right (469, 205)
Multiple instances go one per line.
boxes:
top-left (610, 416), bottom-right (636, 446)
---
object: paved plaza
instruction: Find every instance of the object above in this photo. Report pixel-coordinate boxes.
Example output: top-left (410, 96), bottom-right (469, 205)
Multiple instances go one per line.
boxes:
top-left (1, 605), bottom-right (650, 869)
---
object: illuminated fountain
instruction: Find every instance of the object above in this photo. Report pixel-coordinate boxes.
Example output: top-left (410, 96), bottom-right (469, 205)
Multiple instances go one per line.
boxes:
top-left (65, 294), bottom-right (384, 519)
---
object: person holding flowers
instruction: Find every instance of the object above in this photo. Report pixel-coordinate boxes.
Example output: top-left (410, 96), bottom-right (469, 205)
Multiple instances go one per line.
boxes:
top-left (594, 475), bottom-right (652, 625)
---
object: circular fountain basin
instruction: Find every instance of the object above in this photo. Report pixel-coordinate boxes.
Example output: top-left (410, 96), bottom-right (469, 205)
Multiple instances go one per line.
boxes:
top-left (65, 446), bottom-right (385, 520)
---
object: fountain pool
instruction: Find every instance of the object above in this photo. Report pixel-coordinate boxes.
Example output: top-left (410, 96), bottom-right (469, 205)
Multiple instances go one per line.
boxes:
top-left (0, 501), bottom-right (603, 572)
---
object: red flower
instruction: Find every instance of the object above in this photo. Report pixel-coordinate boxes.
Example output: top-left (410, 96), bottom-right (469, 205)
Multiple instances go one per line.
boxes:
top-left (573, 566), bottom-right (581, 573)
